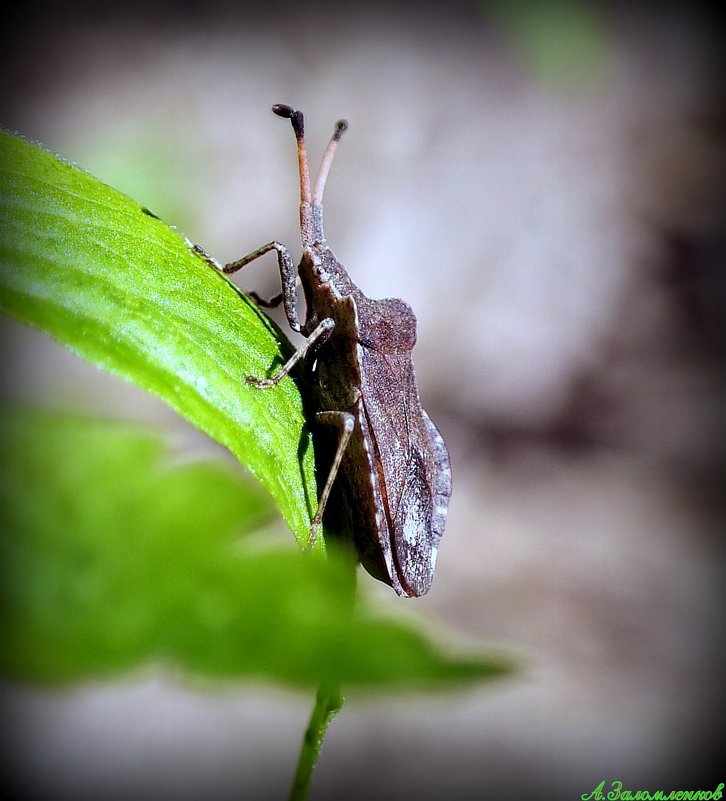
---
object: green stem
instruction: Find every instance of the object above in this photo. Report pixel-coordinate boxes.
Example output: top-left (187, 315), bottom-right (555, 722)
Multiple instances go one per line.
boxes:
top-left (288, 682), bottom-right (343, 801)
top-left (287, 510), bottom-right (355, 799)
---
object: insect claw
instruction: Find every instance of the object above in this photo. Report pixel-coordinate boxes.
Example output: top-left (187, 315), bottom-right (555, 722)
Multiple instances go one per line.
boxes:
top-left (304, 521), bottom-right (321, 552)
top-left (245, 374), bottom-right (275, 388)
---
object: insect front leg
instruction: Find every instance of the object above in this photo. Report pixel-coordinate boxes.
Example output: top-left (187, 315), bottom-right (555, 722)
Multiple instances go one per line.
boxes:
top-left (223, 241), bottom-right (302, 333)
top-left (247, 289), bottom-right (284, 309)
top-left (246, 317), bottom-right (335, 388)
top-left (306, 410), bottom-right (355, 550)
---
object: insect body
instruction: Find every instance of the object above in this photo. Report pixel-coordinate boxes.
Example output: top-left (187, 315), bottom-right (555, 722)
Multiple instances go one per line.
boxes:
top-left (223, 104), bottom-right (451, 597)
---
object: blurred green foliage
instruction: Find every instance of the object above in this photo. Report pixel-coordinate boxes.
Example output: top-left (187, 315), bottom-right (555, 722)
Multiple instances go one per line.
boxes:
top-left (489, 0), bottom-right (607, 87)
top-left (0, 409), bottom-right (510, 689)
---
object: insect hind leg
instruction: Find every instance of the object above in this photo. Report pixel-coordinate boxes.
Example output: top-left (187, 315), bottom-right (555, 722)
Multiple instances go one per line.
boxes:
top-left (305, 410), bottom-right (355, 550)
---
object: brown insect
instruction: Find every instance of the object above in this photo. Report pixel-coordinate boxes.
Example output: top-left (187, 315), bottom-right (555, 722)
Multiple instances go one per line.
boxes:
top-left (222, 104), bottom-right (451, 597)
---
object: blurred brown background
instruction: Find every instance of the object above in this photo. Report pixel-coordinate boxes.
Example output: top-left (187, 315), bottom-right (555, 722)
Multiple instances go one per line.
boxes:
top-left (1, 1), bottom-right (724, 799)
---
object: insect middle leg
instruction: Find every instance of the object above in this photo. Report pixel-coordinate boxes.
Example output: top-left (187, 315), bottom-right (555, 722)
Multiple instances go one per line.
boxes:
top-left (306, 410), bottom-right (355, 550)
top-left (245, 317), bottom-right (335, 388)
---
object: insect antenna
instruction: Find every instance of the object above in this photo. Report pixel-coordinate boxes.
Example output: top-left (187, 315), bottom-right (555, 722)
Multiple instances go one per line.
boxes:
top-left (313, 119), bottom-right (348, 206)
top-left (272, 103), bottom-right (311, 205)
top-left (272, 104), bottom-right (347, 246)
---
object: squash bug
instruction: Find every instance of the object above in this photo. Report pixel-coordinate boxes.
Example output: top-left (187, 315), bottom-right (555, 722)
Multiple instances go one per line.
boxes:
top-left (222, 104), bottom-right (451, 597)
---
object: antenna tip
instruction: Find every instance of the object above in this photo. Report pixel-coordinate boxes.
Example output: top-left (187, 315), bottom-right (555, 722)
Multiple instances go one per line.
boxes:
top-left (272, 103), bottom-right (304, 139)
top-left (271, 103), bottom-right (295, 118)
top-left (333, 119), bottom-right (348, 141)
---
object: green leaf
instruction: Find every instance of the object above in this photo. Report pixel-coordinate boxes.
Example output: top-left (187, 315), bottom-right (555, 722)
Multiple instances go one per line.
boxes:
top-left (0, 129), bottom-right (316, 547)
top-left (0, 409), bottom-right (512, 689)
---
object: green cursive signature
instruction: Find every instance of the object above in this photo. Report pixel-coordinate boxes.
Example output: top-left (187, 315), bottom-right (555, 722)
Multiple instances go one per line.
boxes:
top-left (581, 780), bottom-right (724, 801)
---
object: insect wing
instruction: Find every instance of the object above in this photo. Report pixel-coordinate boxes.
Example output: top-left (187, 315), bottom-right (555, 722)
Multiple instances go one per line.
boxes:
top-left (392, 447), bottom-right (436, 595)
top-left (359, 346), bottom-right (442, 595)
